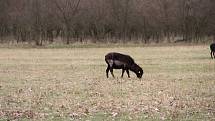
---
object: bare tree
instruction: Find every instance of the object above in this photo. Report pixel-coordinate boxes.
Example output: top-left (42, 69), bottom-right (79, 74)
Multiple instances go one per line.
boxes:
top-left (52, 0), bottom-right (81, 44)
top-left (0, 0), bottom-right (10, 42)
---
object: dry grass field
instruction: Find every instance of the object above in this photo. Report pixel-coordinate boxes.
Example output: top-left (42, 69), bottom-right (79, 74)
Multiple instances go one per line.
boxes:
top-left (0, 45), bottom-right (215, 120)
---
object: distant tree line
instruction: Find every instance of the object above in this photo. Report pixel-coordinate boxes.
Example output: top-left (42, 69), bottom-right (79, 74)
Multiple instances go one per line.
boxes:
top-left (0, 0), bottom-right (215, 45)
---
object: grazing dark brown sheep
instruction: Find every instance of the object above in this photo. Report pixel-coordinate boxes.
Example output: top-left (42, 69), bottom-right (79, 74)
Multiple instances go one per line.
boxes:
top-left (105, 52), bottom-right (143, 78)
top-left (210, 43), bottom-right (215, 59)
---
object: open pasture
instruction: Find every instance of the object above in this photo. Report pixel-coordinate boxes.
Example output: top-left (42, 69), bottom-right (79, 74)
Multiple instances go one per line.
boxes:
top-left (0, 45), bottom-right (215, 120)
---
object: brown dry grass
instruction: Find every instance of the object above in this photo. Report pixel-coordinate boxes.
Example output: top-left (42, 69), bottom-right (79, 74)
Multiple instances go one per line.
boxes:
top-left (0, 45), bottom-right (215, 120)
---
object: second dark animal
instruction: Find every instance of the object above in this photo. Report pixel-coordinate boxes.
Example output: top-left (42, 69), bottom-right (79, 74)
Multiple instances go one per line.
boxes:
top-left (105, 52), bottom-right (143, 78)
top-left (210, 43), bottom-right (215, 59)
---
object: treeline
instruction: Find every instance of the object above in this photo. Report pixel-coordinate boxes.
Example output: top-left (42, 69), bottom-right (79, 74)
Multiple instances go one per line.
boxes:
top-left (0, 0), bottom-right (215, 45)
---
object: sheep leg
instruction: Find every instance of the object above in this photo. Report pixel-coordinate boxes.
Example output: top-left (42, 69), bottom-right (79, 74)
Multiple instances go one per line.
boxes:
top-left (110, 68), bottom-right (115, 78)
top-left (213, 51), bottom-right (215, 59)
top-left (106, 66), bottom-right (110, 78)
top-left (107, 60), bottom-right (114, 78)
top-left (121, 69), bottom-right (125, 78)
top-left (211, 51), bottom-right (213, 59)
top-left (126, 69), bottom-right (130, 78)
